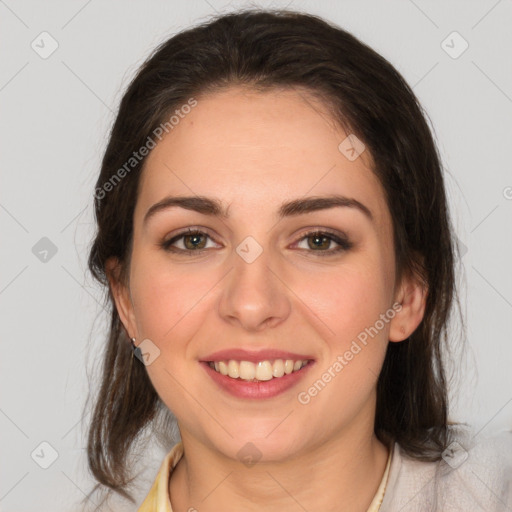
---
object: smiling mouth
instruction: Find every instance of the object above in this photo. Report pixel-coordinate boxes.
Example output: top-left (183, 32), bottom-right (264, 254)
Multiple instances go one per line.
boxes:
top-left (206, 358), bottom-right (312, 382)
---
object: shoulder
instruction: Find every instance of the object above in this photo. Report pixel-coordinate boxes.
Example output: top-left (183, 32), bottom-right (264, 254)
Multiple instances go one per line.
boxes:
top-left (380, 425), bottom-right (512, 512)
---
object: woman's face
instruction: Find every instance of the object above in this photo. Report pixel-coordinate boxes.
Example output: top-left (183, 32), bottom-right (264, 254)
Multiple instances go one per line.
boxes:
top-left (110, 86), bottom-right (423, 462)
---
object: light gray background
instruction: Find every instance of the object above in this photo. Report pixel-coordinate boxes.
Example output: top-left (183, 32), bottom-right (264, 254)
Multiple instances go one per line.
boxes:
top-left (1, 0), bottom-right (511, 510)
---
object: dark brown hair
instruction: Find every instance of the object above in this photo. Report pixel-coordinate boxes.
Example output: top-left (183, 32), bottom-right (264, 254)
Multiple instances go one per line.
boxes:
top-left (84, 8), bottom-right (463, 508)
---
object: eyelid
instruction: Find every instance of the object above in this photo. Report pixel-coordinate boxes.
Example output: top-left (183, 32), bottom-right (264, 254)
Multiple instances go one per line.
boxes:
top-left (290, 227), bottom-right (353, 253)
top-left (161, 226), bottom-right (220, 248)
top-left (294, 226), bottom-right (348, 240)
top-left (160, 225), bottom-right (353, 256)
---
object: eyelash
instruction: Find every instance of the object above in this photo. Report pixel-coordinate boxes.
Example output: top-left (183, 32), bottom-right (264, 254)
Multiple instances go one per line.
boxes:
top-left (159, 228), bottom-right (353, 257)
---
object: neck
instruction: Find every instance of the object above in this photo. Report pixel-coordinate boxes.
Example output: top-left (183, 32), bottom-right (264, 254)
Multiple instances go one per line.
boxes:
top-left (169, 424), bottom-right (390, 512)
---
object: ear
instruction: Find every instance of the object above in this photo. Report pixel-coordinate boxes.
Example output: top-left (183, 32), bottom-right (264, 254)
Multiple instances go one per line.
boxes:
top-left (388, 268), bottom-right (428, 343)
top-left (106, 257), bottom-right (138, 341)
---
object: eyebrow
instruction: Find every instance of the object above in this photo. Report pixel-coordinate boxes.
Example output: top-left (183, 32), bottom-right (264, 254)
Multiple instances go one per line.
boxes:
top-left (143, 194), bottom-right (373, 226)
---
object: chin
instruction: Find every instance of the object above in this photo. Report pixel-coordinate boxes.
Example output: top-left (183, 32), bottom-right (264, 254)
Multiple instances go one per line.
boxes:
top-left (214, 426), bottom-right (305, 464)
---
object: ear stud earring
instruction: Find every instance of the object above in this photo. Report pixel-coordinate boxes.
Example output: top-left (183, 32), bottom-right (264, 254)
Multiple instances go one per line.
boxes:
top-left (131, 337), bottom-right (142, 360)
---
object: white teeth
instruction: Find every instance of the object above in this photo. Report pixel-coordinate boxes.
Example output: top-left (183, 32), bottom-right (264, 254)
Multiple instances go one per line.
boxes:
top-left (218, 361), bottom-right (229, 375)
top-left (272, 359), bottom-right (285, 378)
top-left (227, 360), bottom-right (240, 379)
top-left (239, 361), bottom-right (256, 380)
top-left (210, 358), bottom-right (309, 381)
top-left (255, 361), bottom-right (273, 381)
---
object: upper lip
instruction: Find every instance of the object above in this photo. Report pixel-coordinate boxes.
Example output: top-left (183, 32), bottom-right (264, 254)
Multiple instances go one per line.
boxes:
top-left (200, 348), bottom-right (315, 363)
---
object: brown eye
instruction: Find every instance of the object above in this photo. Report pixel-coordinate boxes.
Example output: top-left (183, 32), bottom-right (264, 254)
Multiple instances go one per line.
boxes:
top-left (295, 230), bottom-right (353, 256)
top-left (182, 232), bottom-right (207, 250)
top-left (306, 233), bottom-right (331, 250)
top-left (160, 229), bottom-right (216, 254)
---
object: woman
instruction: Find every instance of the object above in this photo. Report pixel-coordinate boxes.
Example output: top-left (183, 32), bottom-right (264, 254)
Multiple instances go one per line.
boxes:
top-left (85, 9), bottom-right (511, 512)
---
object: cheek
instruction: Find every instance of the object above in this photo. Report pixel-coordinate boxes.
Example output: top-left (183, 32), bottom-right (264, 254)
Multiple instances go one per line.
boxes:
top-left (130, 252), bottom-right (211, 342)
top-left (294, 255), bottom-right (391, 399)
top-left (302, 260), bottom-right (392, 343)
top-left (296, 268), bottom-right (390, 417)
top-left (128, 255), bottom-right (211, 413)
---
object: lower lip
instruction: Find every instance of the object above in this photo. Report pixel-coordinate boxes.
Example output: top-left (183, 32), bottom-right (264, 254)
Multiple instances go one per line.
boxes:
top-left (201, 361), bottom-right (315, 399)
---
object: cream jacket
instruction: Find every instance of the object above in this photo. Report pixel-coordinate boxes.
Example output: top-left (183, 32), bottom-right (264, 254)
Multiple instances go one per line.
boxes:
top-left (137, 426), bottom-right (512, 511)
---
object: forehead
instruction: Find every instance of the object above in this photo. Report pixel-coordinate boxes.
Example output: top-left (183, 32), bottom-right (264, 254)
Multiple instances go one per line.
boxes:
top-left (136, 86), bottom-right (390, 229)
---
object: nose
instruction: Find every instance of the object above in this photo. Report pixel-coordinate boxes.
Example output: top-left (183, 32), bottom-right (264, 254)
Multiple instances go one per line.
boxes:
top-left (217, 241), bottom-right (291, 332)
